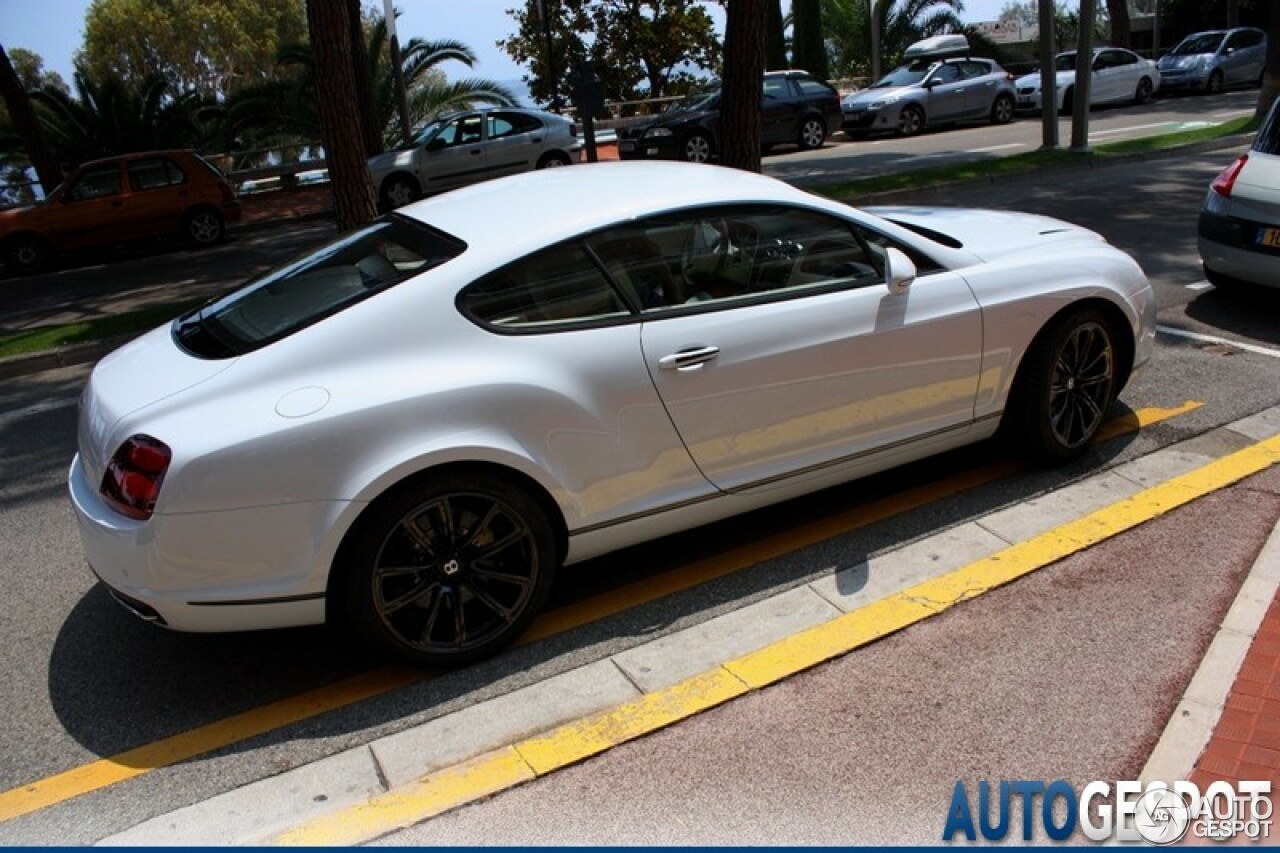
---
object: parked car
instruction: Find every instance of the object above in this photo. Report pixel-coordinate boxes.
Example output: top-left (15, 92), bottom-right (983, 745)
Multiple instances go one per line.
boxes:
top-left (841, 35), bottom-right (1017, 137)
top-left (69, 161), bottom-right (1154, 667)
top-left (1158, 27), bottom-right (1267, 94)
top-left (617, 70), bottom-right (842, 163)
top-left (1198, 96), bottom-right (1280, 290)
top-left (0, 150), bottom-right (241, 275)
top-left (367, 107), bottom-right (581, 210)
top-left (1016, 48), bottom-right (1160, 113)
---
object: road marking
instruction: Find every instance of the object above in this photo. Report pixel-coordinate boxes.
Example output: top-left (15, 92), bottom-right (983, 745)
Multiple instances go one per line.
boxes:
top-left (278, 432), bottom-right (1280, 846)
top-left (1212, 109), bottom-right (1256, 118)
top-left (970, 143), bottom-right (1027, 153)
top-left (0, 401), bottom-right (1204, 824)
top-left (1157, 325), bottom-right (1280, 359)
top-left (1185, 281), bottom-right (1213, 292)
top-left (0, 396), bottom-right (79, 424)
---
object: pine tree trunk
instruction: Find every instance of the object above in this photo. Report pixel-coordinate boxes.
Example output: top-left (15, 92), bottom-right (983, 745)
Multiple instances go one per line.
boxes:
top-left (765, 0), bottom-right (786, 71)
top-left (346, 0), bottom-right (381, 157)
top-left (792, 0), bottom-right (828, 79)
top-left (0, 44), bottom-right (62, 194)
top-left (721, 0), bottom-right (766, 173)
top-left (306, 0), bottom-right (377, 232)
top-left (1105, 0), bottom-right (1130, 49)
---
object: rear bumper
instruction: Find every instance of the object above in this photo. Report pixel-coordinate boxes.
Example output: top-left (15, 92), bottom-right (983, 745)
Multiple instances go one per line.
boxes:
top-left (1198, 209), bottom-right (1280, 288)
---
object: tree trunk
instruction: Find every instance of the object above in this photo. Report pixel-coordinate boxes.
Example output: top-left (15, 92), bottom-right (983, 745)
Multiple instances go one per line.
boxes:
top-left (721, 0), bottom-right (766, 173)
top-left (1105, 0), bottom-right (1130, 49)
top-left (1259, 5), bottom-right (1279, 119)
top-left (347, 0), bottom-right (382, 157)
top-left (0, 44), bottom-right (62, 194)
top-left (307, 0), bottom-right (377, 231)
top-left (765, 0), bottom-right (786, 71)
top-left (791, 0), bottom-right (828, 79)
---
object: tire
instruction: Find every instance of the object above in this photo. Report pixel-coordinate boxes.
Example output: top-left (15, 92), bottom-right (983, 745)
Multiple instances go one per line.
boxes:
top-left (1005, 308), bottom-right (1118, 465)
top-left (182, 208), bottom-right (225, 247)
top-left (536, 151), bottom-right (572, 168)
top-left (1204, 70), bottom-right (1224, 95)
top-left (896, 105), bottom-right (925, 137)
top-left (3, 234), bottom-right (52, 275)
top-left (340, 471), bottom-right (558, 667)
top-left (797, 115), bottom-right (826, 150)
top-left (380, 174), bottom-right (420, 210)
top-left (990, 94), bottom-right (1015, 125)
top-left (1059, 88), bottom-right (1074, 115)
top-left (1134, 76), bottom-right (1154, 104)
top-left (682, 132), bottom-right (713, 163)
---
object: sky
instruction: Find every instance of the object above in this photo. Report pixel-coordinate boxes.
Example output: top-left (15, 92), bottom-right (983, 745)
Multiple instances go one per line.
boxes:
top-left (1, 0), bottom-right (1020, 90)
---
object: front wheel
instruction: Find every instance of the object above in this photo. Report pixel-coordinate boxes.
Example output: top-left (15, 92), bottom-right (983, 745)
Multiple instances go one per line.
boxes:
top-left (380, 174), bottom-right (421, 210)
top-left (797, 116), bottom-right (826, 149)
top-left (183, 208), bottom-right (225, 246)
top-left (682, 132), bottom-right (713, 163)
top-left (1006, 309), bottom-right (1117, 464)
top-left (897, 105), bottom-right (925, 136)
top-left (340, 472), bottom-right (558, 667)
top-left (1204, 70), bottom-right (1224, 95)
top-left (4, 234), bottom-right (52, 275)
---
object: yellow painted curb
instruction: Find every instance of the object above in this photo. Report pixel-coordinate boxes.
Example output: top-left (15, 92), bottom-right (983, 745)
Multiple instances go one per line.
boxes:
top-left (273, 431), bottom-right (1278, 846)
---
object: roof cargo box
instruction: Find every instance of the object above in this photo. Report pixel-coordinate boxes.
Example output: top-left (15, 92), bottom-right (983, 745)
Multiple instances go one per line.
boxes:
top-left (904, 34), bottom-right (970, 61)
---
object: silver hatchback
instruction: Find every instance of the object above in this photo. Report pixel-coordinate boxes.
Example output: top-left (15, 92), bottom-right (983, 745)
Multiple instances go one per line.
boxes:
top-left (1159, 27), bottom-right (1267, 94)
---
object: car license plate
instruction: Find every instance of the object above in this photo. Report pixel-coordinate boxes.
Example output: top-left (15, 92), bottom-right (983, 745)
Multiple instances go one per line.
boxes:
top-left (619, 140), bottom-right (636, 153)
top-left (1258, 227), bottom-right (1280, 249)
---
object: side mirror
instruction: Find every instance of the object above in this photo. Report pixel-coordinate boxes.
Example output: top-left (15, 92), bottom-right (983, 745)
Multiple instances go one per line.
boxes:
top-left (426, 137), bottom-right (448, 152)
top-left (885, 247), bottom-right (917, 294)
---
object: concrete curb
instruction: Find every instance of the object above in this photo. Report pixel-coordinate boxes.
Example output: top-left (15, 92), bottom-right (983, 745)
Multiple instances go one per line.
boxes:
top-left (94, 405), bottom-right (1280, 846)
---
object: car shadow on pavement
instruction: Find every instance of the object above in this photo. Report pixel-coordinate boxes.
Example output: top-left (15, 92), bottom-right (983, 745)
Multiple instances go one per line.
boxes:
top-left (1184, 285), bottom-right (1280, 347)
top-left (43, 407), bottom-right (1142, 767)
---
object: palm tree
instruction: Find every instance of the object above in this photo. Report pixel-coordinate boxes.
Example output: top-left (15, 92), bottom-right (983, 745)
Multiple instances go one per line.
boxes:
top-left (29, 69), bottom-right (217, 167)
top-left (224, 17), bottom-right (517, 155)
top-left (822, 0), bottom-right (1002, 81)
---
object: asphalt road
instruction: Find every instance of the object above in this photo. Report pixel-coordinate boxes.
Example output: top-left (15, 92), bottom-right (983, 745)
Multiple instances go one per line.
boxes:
top-left (0, 103), bottom-right (1277, 843)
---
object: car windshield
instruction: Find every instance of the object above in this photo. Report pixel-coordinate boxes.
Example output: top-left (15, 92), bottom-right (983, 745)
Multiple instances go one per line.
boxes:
top-left (1054, 53), bottom-right (1079, 72)
top-left (173, 217), bottom-right (466, 358)
top-left (1170, 32), bottom-right (1225, 55)
top-left (871, 64), bottom-right (931, 88)
top-left (408, 117), bottom-right (451, 147)
top-left (668, 90), bottom-right (719, 112)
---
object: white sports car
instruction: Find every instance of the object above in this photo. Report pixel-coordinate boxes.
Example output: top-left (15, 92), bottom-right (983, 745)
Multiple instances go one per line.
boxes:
top-left (69, 162), bottom-right (1156, 666)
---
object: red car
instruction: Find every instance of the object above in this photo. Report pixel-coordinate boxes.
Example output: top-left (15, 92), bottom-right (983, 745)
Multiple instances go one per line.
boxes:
top-left (0, 150), bottom-right (242, 274)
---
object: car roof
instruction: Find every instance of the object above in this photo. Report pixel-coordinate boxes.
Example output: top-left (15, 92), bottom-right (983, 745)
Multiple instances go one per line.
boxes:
top-left (77, 149), bottom-right (201, 169)
top-left (397, 161), bottom-right (819, 258)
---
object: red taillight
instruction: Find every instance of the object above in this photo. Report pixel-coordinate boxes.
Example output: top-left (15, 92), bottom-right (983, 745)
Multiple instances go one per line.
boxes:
top-left (1210, 155), bottom-right (1248, 198)
top-left (100, 435), bottom-right (172, 520)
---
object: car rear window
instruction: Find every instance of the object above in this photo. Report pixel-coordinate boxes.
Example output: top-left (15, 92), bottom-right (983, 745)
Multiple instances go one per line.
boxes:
top-left (173, 216), bottom-right (465, 358)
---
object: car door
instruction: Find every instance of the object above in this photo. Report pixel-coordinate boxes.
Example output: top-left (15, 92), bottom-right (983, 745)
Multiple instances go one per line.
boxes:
top-left (922, 62), bottom-right (969, 122)
top-left (1223, 30), bottom-right (1263, 86)
top-left (957, 60), bottom-right (999, 117)
top-left (483, 111), bottom-right (545, 177)
top-left (606, 204), bottom-right (983, 493)
top-left (760, 76), bottom-right (799, 144)
top-left (417, 114), bottom-right (489, 191)
top-left (45, 161), bottom-right (129, 249)
top-left (124, 156), bottom-right (191, 237)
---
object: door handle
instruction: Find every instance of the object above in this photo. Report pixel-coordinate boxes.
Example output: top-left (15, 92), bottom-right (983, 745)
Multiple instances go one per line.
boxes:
top-left (659, 346), bottom-right (720, 370)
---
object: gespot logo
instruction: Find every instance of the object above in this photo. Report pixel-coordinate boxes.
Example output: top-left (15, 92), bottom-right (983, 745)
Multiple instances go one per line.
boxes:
top-left (942, 779), bottom-right (1273, 844)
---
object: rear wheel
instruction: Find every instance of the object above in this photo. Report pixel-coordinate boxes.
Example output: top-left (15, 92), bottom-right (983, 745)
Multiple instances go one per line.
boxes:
top-left (797, 115), bottom-right (826, 149)
top-left (990, 94), bottom-right (1015, 125)
top-left (536, 151), bottom-right (572, 168)
top-left (182, 208), bottom-right (225, 246)
top-left (1006, 308), bottom-right (1117, 464)
top-left (897, 105), bottom-right (925, 136)
top-left (1134, 76), bottom-right (1154, 104)
top-left (3, 234), bottom-right (52, 275)
top-left (341, 471), bottom-right (558, 668)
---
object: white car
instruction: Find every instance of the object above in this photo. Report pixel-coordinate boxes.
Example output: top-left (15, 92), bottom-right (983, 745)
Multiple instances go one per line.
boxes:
top-left (367, 107), bottom-right (581, 210)
top-left (68, 162), bottom-right (1155, 667)
top-left (1016, 48), bottom-right (1160, 113)
top-left (1199, 97), bottom-right (1280, 289)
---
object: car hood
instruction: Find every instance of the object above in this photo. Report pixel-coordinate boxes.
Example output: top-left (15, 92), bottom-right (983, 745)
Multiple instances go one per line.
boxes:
top-left (1159, 55), bottom-right (1208, 69)
top-left (367, 148), bottom-right (419, 173)
top-left (844, 86), bottom-right (916, 106)
top-left (632, 108), bottom-right (715, 132)
top-left (867, 206), bottom-right (1106, 261)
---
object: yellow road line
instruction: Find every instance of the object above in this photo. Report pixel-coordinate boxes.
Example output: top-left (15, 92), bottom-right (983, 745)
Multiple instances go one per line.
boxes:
top-left (278, 430), bottom-right (1279, 846)
top-left (0, 401), bottom-right (1203, 824)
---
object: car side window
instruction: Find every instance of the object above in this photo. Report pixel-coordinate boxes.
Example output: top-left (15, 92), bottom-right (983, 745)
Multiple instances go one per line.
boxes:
top-left (490, 112), bottom-right (540, 139)
top-left (128, 158), bottom-right (188, 191)
top-left (930, 63), bottom-right (963, 85)
top-left (795, 77), bottom-right (836, 96)
top-left (459, 242), bottom-right (630, 330)
top-left (961, 61), bottom-right (990, 80)
top-left (762, 77), bottom-right (790, 99)
top-left (586, 206), bottom-right (886, 314)
top-left (65, 163), bottom-right (122, 201)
